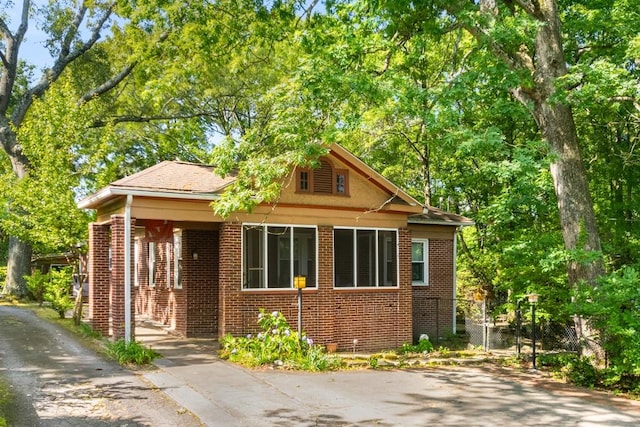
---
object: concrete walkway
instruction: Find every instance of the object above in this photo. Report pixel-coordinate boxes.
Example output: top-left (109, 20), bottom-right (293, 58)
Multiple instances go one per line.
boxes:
top-left (137, 323), bottom-right (640, 427)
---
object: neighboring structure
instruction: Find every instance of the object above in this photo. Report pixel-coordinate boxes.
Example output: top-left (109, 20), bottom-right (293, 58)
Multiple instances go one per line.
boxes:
top-left (78, 144), bottom-right (472, 351)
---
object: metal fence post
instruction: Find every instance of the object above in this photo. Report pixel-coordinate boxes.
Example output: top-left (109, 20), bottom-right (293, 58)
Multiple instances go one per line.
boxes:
top-left (482, 298), bottom-right (488, 352)
top-left (435, 298), bottom-right (440, 346)
top-left (516, 301), bottom-right (522, 357)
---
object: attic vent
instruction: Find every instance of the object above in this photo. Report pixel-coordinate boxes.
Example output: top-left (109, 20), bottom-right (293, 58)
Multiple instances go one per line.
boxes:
top-left (313, 160), bottom-right (333, 194)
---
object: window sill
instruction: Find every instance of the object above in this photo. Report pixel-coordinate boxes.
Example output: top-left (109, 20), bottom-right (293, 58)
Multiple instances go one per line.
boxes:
top-left (333, 287), bottom-right (399, 293)
top-left (242, 288), bottom-right (318, 295)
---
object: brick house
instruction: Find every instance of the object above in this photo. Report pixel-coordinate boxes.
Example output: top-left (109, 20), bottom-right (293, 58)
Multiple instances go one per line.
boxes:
top-left (78, 144), bottom-right (472, 351)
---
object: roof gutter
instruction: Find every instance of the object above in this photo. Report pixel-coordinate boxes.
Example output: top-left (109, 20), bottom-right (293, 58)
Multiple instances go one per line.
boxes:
top-left (78, 186), bottom-right (221, 209)
top-left (407, 217), bottom-right (474, 227)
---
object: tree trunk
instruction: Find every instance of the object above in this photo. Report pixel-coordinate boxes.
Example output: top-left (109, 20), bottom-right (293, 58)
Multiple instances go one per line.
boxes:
top-left (532, 0), bottom-right (603, 281)
top-left (532, 0), bottom-right (603, 358)
top-left (2, 236), bottom-right (32, 298)
top-left (1, 125), bottom-right (34, 298)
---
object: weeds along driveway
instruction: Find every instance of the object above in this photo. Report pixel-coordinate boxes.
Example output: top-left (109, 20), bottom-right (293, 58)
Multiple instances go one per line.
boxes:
top-left (0, 304), bottom-right (201, 426)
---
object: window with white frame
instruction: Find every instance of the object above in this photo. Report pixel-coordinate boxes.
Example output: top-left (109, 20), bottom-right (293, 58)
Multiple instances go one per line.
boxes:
top-left (334, 228), bottom-right (398, 287)
top-left (411, 239), bottom-right (429, 285)
top-left (148, 242), bottom-right (156, 288)
top-left (173, 230), bottom-right (182, 289)
top-left (243, 225), bottom-right (317, 289)
top-left (134, 239), bottom-right (140, 287)
top-left (166, 242), bottom-right (171, 288)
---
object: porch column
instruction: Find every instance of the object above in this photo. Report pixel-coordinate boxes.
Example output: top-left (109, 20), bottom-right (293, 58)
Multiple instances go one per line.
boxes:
top-left (398, 228), bottom-right (414, 346)
top-left (88, 222), bottom-right (110, 336)
top-left (110, 215), bottom-right (136, 340)
top-left (218, 222), bottom-right (242, 337)
top-left (316, 225), bottom-right (336, 346)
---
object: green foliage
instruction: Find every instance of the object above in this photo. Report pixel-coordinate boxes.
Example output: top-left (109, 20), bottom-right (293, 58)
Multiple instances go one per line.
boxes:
top-left (25, 270), bottom-right (48, 306)
top-left (0, 376), bottom-right (11, 427)
top-left (79, 322), bottom-right (102, 340)
top-left (105, 339), bottom-right (161, 366)
top-left (576, 267), bottom-right (640, 376)
top-left (25, 268), bottom-right (74, 318)
top-left (398, 338), bottom-right (434, 355)
top-left (0, 266), bottom-right (6, 290)
top-left (220, 309), bottom-right (342, 371)
top-left (537, 353), bottom-right (598, 388)
top-left (44, 269), bottom-right (74, 319)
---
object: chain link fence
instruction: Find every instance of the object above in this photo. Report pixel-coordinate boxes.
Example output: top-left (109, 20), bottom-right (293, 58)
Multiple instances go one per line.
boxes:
top-left (421, 298), bottom-right (580, 356)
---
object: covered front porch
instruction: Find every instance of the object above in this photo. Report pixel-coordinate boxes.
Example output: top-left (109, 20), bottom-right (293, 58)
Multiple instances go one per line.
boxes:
top-left (87, 215), bottom-right (223, 340)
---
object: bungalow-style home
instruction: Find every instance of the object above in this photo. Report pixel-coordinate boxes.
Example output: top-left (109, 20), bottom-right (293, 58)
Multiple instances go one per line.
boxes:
top-left (78, 144), bottom-right (472, 351)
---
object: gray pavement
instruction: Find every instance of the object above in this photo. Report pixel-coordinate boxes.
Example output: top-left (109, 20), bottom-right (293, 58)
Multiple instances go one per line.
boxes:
top-left (0, 305), bottom-right (202, 426)
top-left (137, 322), bottom-right (640, 427)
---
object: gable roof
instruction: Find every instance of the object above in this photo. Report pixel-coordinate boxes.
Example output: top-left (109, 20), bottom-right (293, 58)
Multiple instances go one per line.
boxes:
top-left (79, 144), bottom-right (473, 228)
top-left (79, 144), bottom-right (423, 210)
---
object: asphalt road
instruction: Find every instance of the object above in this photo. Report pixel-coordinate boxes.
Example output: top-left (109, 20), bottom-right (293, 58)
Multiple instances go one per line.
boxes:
top-left (0, 304), bottom-right (202, 426)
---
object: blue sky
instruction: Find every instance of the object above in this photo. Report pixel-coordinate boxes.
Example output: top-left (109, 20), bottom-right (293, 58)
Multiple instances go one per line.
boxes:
top-left (3, 1), bottom-right (55, 70)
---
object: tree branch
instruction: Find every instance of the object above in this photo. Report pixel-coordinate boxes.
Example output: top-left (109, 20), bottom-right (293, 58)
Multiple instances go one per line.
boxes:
top-left (0, 0), bottom-right (30, 114)
top-left (10, 3), bottom-right (115, 127)
top-left (512, 0), bottom-right (538, 17)
top-left (78, 62), bottom-right (137, 104)
top-left (88, 111), bottom-right (225, 128)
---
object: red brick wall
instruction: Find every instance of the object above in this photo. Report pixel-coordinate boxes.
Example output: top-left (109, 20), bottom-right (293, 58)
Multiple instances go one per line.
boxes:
top-left (412, 239), bottom-right (455, 342)
top-left (110, 215), bottom-right (136, 340)
top-left (219, 225), bottom-right (414, 352)
top-left (88, 223), bottom-right (110, 335)
top-left (183, 229), bottom-right (218, 337)
top-left (219, 222), bottom-right (242, 336)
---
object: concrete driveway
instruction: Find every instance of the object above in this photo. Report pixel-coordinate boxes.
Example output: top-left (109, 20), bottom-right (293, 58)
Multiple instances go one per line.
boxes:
top-left (2, 305), bottom-right (638, 426)
top-left (138, 323), bottom-right (640, 427)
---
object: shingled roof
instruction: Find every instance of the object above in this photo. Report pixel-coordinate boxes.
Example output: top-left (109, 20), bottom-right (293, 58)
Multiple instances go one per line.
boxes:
top-left (78, 161), bottom-right (235, 209)
top-left (408, 206), bottom-right (474, 226)
top-left (111, 161), bottom-right (234, 194)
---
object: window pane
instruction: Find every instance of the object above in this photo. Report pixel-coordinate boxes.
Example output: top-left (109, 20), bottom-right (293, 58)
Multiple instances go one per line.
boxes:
top-left (300, 171), bottom-right (309, 191)
top-left (357, 230), bottom-right (376, 287)
top-left (336, 173), bottom-right (345, 193)
top-left (412, 241), bottom-right (427, 284)
top-left (243, 226), bottom-right (264, 288)
top-left (173, 231), bottom-right (182, 289)
top-left (294, 227), bottom-right (316, 287)
top-left (412, 263), bottom-right (424, 282)
top-left (268, 227), bottom-right (290, 288)
top-left (412, 242), bottom-right (424, 262)
top-left (334, 229), bottom-right (354, 287)
top-left (378, 231), bottom-right (397, 286)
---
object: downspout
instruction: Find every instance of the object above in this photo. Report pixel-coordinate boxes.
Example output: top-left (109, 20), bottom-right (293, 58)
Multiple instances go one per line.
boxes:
top-left (452, 226), bottom-right (459, 334)
top-left (124, 194), bottom-right (133, 344)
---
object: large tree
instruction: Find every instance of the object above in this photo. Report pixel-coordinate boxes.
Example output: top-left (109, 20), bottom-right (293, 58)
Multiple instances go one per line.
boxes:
top-left (1, 0), bottom-right (306, 296)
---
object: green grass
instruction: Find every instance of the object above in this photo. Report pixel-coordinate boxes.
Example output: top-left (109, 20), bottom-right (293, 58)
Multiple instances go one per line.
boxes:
top-left (0, 376), bottom-right (13, 427)
top-left (105, 339), bottom-right (161, 366)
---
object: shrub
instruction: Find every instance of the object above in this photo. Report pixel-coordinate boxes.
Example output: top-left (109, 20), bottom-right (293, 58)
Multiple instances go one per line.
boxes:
top-left (44, 269), bottom-right (74, 318)
top-left (25, 268), bottom-right (74, 317)
top-left (398, 338), bottom-right (434, 355)
top-left (0, 266), bottom-right (7, 292)
top-left (576, 267), bottom-right (640, 377)
top-left (25, 270), bottom-right (48, 306)
top-left (105, 339), bottom-right (161, 366)
top-left (537, 353), bottom-right (598, 388)
top-left (220, 309), bottom-right (342, 371)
